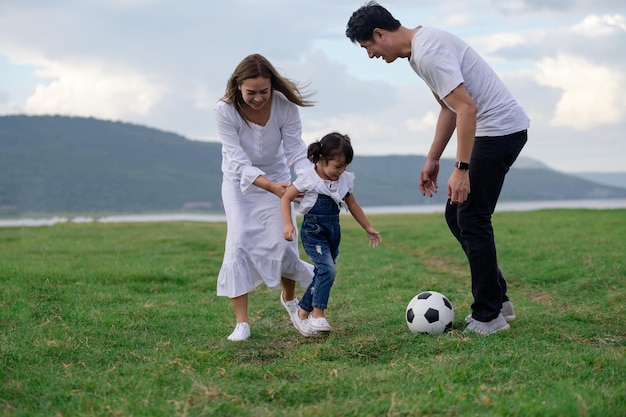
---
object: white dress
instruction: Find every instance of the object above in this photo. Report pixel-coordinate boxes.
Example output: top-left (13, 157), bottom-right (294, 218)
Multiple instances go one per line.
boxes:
top-left (214, 91), bottom-right (314, 298)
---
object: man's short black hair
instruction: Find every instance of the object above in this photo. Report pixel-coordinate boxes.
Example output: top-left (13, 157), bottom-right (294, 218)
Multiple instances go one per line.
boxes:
top-left (346, 1), bottom-right (401, 43)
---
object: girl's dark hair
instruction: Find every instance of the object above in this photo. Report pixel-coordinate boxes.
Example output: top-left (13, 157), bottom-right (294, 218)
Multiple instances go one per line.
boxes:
top-left (221, 53), bottom-right (315, 123)
top-left (307, 132), bottom-right (354, 164)
top-left (346, 1), bottom-right (401, 43)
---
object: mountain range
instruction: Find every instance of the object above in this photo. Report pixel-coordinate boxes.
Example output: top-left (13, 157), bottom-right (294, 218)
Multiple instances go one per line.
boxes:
top-left (1, 115), bottom-right (625, 216)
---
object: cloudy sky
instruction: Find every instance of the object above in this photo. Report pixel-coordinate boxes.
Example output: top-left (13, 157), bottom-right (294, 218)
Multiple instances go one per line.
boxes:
top-left (1, 0), bottom-right (625, 173)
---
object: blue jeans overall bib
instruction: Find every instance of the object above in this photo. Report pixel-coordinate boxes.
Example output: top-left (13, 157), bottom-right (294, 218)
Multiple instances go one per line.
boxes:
top-left (299, 194), bottom-right (341, 312)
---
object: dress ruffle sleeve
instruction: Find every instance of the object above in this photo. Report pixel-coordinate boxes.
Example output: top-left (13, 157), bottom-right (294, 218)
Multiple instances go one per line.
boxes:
top-left (214, 102), bottom-right (266, 195)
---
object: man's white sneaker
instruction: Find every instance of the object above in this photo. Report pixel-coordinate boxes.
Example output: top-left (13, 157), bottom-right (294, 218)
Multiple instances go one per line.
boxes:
top-left (227, 322), bottom-right (250, 341)
top-left (500, 301), bottom-right (516, 323)
top-left (466, 301), bottom-right (516, 324)
top-left (464, 313), bottom-right (510, 336)
top-left (309, 317), bottom-right (332, 332)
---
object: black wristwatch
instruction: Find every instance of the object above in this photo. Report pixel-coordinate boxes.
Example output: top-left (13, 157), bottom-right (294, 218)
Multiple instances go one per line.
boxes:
top-left (455, 161), bottom-right (470, 171)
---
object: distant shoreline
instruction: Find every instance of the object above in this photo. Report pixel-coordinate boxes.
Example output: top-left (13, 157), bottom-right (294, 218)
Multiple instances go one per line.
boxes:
top-left (364, 198), bottom-right (626, 214)
top-left (2, 199), bottom-right (625, 228)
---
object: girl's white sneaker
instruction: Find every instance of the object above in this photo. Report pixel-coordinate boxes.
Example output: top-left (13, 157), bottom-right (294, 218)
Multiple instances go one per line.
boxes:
top-left (309, 317), bottom-right (332, 332)
top-left (227, 322), bottom-right (250, 341)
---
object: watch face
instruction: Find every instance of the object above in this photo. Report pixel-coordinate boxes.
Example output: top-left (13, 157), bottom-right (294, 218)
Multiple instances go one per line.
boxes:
top-left (456, 162), bottom-right (470, 170)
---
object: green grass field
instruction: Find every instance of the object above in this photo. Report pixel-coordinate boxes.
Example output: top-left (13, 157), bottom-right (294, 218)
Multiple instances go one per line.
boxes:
top-left (1, 209), bottom-right (624, 417)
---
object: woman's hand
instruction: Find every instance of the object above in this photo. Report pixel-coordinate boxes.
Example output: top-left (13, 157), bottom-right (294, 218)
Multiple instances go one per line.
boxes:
top-left (268, 181), bottom-right (291, 198)
top-left (419, 159), bottom-right (440, 197)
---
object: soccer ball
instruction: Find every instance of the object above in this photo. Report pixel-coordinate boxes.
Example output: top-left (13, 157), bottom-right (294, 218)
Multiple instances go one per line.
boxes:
top-left (406, 291), bottom-right (454, 335)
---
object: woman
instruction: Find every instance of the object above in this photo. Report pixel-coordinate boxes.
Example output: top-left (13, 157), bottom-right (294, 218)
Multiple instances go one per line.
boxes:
top-left (215, 53), bottom-right (315, 341)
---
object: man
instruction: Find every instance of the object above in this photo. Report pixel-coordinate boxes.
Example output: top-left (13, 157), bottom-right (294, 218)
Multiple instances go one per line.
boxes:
top-left (346, 2), bottom-right (529, 335)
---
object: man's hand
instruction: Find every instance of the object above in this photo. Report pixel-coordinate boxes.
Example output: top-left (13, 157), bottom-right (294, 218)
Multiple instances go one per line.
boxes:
top-left (419, 159), bottom-right (440, 197)
top-left (447, 169), bottom-right (470, 204)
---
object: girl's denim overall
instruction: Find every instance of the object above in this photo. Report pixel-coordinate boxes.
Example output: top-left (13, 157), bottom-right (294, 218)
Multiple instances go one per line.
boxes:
top-left (299, 194), bottom-right (341, 311)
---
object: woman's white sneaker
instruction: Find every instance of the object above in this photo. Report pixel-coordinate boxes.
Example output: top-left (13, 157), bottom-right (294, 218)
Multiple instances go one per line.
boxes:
top-left (280, 291), bottom-right (300, 317)
top-left (227, 322), bottom-right (250, 341)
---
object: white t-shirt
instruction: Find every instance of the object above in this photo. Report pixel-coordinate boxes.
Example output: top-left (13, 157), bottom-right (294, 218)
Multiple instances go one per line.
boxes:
top-left (409, 27), bottom-right (529, 136)
top-left (292, 166), bottom-right (355, 214)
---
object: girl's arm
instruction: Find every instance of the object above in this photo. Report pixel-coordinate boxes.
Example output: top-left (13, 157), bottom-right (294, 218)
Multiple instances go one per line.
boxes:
top-left (344, 193), bottom-right (382, 247)
top-left (281, 185), bottom-right (302, 241)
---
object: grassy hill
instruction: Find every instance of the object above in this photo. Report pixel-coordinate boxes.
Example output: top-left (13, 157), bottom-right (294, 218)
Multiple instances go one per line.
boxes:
top-left (571, 172), bottom-right (626, 189)
top-left (0, 115), bottom-right (223, 215)
top-left (1, 115), bottom-right (625, 216)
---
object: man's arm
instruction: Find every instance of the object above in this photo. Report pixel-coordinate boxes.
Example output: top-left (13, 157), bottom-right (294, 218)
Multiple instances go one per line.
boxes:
top-left (428, 90), bottom-right (458, 161)
top-left (419, 90), bottom-right (456, 197)
top-left (443, 84), bottom-right (477, 204)
top-left (443, 84), bottom-right (477, 165)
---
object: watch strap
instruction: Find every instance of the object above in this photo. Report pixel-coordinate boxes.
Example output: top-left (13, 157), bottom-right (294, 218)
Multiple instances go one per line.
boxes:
top-left (455, 161), bottom-right (470, 171)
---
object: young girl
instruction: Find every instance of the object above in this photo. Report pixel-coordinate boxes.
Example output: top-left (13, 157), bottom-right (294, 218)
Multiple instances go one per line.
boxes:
top-left (281, 132), bottom-right (382, 336)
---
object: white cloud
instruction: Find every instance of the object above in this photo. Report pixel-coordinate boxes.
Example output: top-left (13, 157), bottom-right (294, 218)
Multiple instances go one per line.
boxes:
top-left (24, 59), bottom-right (165, 119)
top-left (497, 1), bottom-right (527, 13)
top-left (405, 112), bottom-right (438, 132)
top-left (304, 113), bottom-right (433, 156)
top-left (440, 14), bottom-right (473, 27)
top-left (1, 1), bottom-right (626, 172)
top-left (193, 83), bottom-right (220, 111)
top-left (0, 90), bottom-right (7, 103)
top-left (535, 54), bottom-right (624, 129)
top-left (471, 31), bottom-right (530, 55)
top-left (305, 114), bottom-right (391, 146)
top-left (572, 14), bottom-right (626, 37)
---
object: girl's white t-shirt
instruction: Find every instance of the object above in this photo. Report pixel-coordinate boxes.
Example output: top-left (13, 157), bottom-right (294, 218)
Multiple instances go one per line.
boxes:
top-left (409, 27), bottom-right (529, 136)
top-left (292, 166), bottom-right (355, 214)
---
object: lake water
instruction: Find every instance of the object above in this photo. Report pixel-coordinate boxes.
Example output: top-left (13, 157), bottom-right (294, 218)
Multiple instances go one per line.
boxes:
top-left (1, 199), bottom-right (625, 228)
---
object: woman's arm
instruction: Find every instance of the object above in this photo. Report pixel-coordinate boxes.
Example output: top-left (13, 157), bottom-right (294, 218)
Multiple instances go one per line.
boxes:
top-left (279, 99), bottom-right (312, 176)
top-left (254, 175), bottom-right (291, 199)
top-left (215, 103), bottom-right (290, 196)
